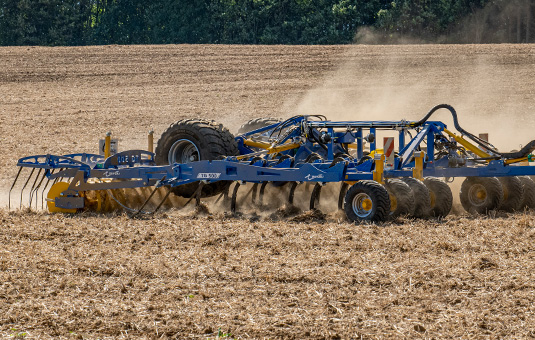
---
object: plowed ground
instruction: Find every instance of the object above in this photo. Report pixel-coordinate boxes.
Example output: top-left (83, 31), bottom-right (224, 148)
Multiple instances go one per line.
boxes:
top-left (1, 44), bottom-right (535, 339)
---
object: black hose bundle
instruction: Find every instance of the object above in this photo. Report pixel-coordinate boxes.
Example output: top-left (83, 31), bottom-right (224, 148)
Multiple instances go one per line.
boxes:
top-left (412, 104), bottom-right (535, 159)
top-left (501, 140), bottom-right (535, 159)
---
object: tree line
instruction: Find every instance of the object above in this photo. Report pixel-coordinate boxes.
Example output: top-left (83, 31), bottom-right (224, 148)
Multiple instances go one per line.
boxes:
top-left (0, 0), bottom-right (534, 46)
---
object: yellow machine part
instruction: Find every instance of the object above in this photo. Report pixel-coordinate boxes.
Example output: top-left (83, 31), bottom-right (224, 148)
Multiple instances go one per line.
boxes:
top-left (46, 181), bottom-right (77, 213)
top-left (368, 149), bottom-right (384, 157)
top-left (362, 198), bottom-right (373, 211)
top-left (84, 188), bottom-right (137, 212)
top-left (443, 129), bottom-right (491, 159)
top-left (237, 140), bottom-right (301, 160)
top-left (83, 186), bottom-right (174, 213)
top-left (46, 180), bottom-right (180, 214)
top-left (46, 180), bottom-right (130, 214)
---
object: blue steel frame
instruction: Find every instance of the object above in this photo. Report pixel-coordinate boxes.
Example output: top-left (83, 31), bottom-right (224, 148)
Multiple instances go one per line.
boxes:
top-left (15, 118), bottom-right (535, 200)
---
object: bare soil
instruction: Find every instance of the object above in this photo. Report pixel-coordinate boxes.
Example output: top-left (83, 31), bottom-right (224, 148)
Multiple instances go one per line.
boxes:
top-left (1, 44), bottom-right (535, 339)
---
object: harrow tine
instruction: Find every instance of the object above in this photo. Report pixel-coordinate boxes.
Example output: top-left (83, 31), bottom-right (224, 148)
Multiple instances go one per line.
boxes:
top-left (309, 183), bottom-right (323, 210)
top-left (40, 169), bottom-right (55, 210)
top-left (28, 169), bottom-right (44, 209)
top-left (54, 168), bottom-right (65, 185)
top-left (231, 181), bottom-right (241, 213)
top-left (156, 190), bottom-right (175, 213)
top-left (19, 168), bottom-right (35, 210)
top-left (32, 170), bottom-right (48, 210)
top-left (237, 183), bottom-right (256, 208)
top-left (338, 182), bottom-right (349, 210)
top-left (180, 182), bottom-right (204, 208)
top-left (178, 182), bottom-right (205, 208)
top-left (152, 186), bottom-right (168, 208)
top-left (214, 182), bottom-right (232, 206)
top-left (214, 185), bottom-right (229, 205)
top-left (194, 181), bottom-right (205, 206)
top-left (251, 183), bottom-right (259, 205)
top-left (258, 182), bottom-right (268, 206)
top-left (8, 167), bottom-right (23, 211)
top-left (131, 185), bottom-right (161, 218)
top-left (288, 182), bottom-right (299, 205)
top-left (149, 181), bottom-right (206, 216)
top-left (223, 184), bottom-right (230, 201)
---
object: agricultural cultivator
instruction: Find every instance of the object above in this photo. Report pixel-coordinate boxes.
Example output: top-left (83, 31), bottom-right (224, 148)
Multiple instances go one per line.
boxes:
top-left (10, 104), bottom-right (535, 222)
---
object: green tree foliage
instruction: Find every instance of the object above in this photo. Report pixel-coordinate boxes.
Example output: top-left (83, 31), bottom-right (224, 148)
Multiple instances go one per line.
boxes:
top-left (375, 0), bottom-right (490, 41)
top-left (149, 0), bottom-right (214, 43)
top-left (0, 0), bottom-right (93, 45)
top-left (374, 0), bottom-right (535, 43)
top-left (92, 0), bottom-right (150, 44)
top-left (0, 0), bottom-right (533, 45)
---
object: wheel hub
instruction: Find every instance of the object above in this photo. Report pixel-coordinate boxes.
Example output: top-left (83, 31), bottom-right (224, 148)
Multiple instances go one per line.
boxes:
top-left (468, 183), bottom-right (487, 206)
top-left (168, 139), bottom-right (200, 164)
top-left (352, 193), bottom-right (374, 218)
top-left (362, 198), bottom-right (372, 211)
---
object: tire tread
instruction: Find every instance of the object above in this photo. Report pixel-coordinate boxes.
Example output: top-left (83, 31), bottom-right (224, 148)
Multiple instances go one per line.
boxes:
top-left (400, 177), bottom-right (431, 218)
top-left (237, 118), bottom-right (282, 135)
top-left (423, 177), bottom-right (453, 218)
top-left (498, 176), bottom-right (523, 212)
top-left (385, 178), bottom-right (415, 218)
top-left (344, 180), bottom-right (390, 223)
top-left (519, 176), bottom-right (535, 210)
top-left (155, 119), bottom-right (238, 198)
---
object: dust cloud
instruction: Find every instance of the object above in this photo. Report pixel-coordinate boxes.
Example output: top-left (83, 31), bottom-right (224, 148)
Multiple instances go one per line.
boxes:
top-left (0, 189), bottom-right (9, 208)
top-left (294, 0), bottom-right (535, 152)
top-left (293, 44), bottom-right (535, 152)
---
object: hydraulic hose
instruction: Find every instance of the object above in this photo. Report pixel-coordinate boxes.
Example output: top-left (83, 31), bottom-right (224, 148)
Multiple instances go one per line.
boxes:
top-left (412, 104), bottom-right (508, 158)
top-left (308, 127), bottom-right (328, 151)
top-left (412, 104), bottom-right (535, 159)
top-left (500, 140), bottom-right (535, 159)
top-left (410, 104), bottom-right (495, 150)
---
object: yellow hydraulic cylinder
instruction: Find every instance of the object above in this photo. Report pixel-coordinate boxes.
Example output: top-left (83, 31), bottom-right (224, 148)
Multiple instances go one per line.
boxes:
top-left (148, 130), bottom-right (154, 153)
top-left (243, 139), bottom-right (301, 154)
top-left (505, 156), bottom-right (531, 165)
top-left (413, 151), bottom-right (424, 180)
top-left (443, 129), bottom-right (491, 159)
top-left (373, 154), bottom-right (385, 184)
top-left (104, 132), bottom-right (111, 158)
top-left (243, 139), bottom-right (271, 149)
top-left (268, 142), bottom-right (301, 154)
top-left (236, 141), bottom-right (301, 160)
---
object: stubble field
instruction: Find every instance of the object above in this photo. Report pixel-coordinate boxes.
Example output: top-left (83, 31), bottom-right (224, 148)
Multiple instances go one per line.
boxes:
top-left (1, 44), bottom-right (535, 339)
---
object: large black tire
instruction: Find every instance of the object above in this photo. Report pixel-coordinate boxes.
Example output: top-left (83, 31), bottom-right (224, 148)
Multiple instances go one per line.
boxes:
top-left (423, 177), bottom-right (453, 218)
top-left (155, 119), bottom-right (238, 198)
top-left (384, 179), bottom-right (415, 219)
top-left (459, 177), bottom-right (503, 214)
top-left (498, 176), bottom-right (524, 212)
top-left (237, 118), bottom-right (282, 135)
top-left (400, 177), bottom-right (431, 218)
top-left (519, 176), bottom-right (535, 210)
top-left (344, 180), bottom-right (390, 223)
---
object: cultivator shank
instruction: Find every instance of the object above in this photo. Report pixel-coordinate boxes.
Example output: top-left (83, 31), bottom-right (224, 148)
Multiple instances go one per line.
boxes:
top-left (11, 104), bottom-right (535, 222)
